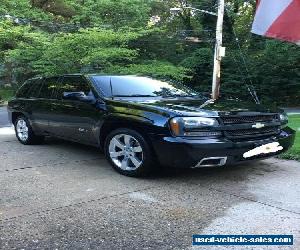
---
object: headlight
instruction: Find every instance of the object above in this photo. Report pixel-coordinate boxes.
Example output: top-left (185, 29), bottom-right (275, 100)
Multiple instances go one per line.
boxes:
top-left (279, 113), bottom-right (288, 124)
top-left (169, 117), bottom-right (221, 137)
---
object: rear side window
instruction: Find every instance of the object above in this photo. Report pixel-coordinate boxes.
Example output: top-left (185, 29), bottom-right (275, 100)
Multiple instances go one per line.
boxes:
top-left (16, 79), bottom-right (42, 98)
top-left (39, 77), bottom-right (61, 99)
top-left (16, 82), bottom-right (31, 98)
top-left (28, 79), bottom-right (43, 98)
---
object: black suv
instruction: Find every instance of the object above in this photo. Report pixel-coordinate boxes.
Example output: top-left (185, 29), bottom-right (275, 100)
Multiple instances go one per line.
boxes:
top-left (8, 74), bottom-right (295, 176)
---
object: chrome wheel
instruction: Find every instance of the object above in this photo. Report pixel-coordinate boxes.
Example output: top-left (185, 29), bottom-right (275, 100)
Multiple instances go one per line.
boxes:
top-left (16, 119), bottom-right (29, 142)
top-left (108, 134), bottom-right (143, 171)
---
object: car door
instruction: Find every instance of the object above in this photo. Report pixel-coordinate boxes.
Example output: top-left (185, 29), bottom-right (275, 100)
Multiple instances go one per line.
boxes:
top-left (11, 78), bottom-right (42, 133)
top-left (48, 75), bottom-right (104, 145)
top-left (25, 78), bottom-right (54, 134)
top-left (32, 76), bottom-right (63, 134)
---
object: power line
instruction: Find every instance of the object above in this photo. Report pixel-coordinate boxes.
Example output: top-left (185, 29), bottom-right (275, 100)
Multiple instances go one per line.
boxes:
top-left (224, 6), bottom-right (260, 104)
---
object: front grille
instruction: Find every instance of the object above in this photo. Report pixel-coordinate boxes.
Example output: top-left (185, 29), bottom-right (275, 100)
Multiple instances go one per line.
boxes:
top-left (220, 114), bottom-right (281, 140)
top-left (221, 115), bottom-right (279, 125)
top-left (225, 127), bottom-right (280, 138)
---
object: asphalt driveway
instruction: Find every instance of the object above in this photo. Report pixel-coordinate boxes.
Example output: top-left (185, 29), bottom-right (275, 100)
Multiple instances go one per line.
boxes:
top-left (0, 125), bottom-right (300, 249)
top-left (0, 106), bottom-right (10, 127)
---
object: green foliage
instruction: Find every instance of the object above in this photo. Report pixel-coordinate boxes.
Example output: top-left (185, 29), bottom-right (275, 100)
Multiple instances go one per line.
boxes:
top-left (1, 21), bottom-right (50, 79)
top-left (279, 115), bottom-right (300, 161)
top-left (30, 28), bottom-right (142, 76)
top-left (0, 87), bottom-right (15, 103)
top-left (247, 41), bottom-right (300, 105)
top-left (0, 0), bottom-right (299, 106)
top-left (2, 26), bottom-right (187, 81)
top-left (108, 61), bottom-right (189, 81)
top-left (180, 47), bottom-right (214, 88)
top-left (0, 0), bottom-right (52, 20)
top-left (31, 0), bottom-right (76, 18)
top-left (0, 21), bottom-right (32, 53)
top-left (66, 0), bottom-right (152, 28)
top-left (81, 47), bottom-right (138, 67)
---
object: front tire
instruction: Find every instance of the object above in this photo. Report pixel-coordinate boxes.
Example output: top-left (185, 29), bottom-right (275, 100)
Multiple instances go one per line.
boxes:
top-left (104, 128), bottom-right (155, 177)
top-left (14, 116), bottom-right (44, 145)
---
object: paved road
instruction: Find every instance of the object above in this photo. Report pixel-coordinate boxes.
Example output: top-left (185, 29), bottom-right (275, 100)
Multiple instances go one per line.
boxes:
top-left (283, 108), bottom-right (300, 115)
top-left (0, 127), bottom-right (300, 249)
top-left (0, 106), bottom-right (10, 127)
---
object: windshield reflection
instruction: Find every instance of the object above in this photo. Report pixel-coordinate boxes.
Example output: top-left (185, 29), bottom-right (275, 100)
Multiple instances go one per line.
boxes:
top-left (90, 76), bottom-right (201, 99)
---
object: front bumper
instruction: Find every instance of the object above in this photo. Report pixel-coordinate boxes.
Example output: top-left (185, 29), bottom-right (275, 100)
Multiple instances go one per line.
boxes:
top-left (150, 127), bottom-right (296, 168)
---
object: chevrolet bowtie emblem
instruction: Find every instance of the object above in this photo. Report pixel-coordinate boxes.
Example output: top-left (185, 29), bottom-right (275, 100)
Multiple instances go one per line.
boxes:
top-left (252, 123), bottom-right (265, 129)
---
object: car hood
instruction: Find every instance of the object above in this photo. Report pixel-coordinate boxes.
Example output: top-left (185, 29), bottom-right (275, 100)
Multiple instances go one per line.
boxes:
top-left (135, 97), bottom-right (280, 117)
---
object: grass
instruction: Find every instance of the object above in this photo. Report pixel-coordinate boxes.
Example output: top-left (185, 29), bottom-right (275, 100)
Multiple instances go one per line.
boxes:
top-left (279, 115), bottom-right (300, 161)
top-left (0, 88), bottom-right (15, 104)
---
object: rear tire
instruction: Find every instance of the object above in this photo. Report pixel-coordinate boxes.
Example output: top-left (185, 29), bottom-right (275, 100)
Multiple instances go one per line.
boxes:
top-left (104, 128), bottom-right (155, 177)
top-left (14, 116), bottom-right (45, 145)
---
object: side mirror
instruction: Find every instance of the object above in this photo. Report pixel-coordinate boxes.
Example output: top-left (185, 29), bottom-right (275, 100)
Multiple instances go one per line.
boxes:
top-left (63, 92), bottom-right (96, 103)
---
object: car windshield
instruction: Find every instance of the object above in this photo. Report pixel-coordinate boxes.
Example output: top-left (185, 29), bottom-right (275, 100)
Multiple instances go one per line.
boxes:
top-left (90, 76), bottom-right (201, 98)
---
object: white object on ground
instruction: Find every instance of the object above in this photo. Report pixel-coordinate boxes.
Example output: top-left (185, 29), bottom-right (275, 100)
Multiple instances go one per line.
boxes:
top-left (0, 126), bottom-right (15, 135)
top-left (243, 142), bottom-right (283, 159)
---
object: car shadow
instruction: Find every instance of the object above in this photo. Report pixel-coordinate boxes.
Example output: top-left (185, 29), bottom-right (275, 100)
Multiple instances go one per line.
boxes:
top-left (42, 136), bottom-right (278, 185)
top-left (44, 136), bottom-right (101, 153)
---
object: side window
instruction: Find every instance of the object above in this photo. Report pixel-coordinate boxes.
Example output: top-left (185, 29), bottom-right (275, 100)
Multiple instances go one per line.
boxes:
top-left (28, 79), bottom-right (43, 98)
top-left (39, 77), bottom-right (60, 99)
top-left (16, 81), bottom-right (32, 98)
top-left (59, 76), bottom-right (92, 98)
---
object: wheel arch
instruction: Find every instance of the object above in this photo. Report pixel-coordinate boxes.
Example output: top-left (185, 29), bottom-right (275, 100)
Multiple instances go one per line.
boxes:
top-left (98, 114), bottom-right (165, 153)
top-left (100, 121), bottom-right (151, 149)
top-left (12, 112), bottom-right (26, 125)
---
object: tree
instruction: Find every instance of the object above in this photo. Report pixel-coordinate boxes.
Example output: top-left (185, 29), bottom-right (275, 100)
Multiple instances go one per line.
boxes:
top-left (66, 0), bottom-right (152, 28)
top-left (30, 0), bottom-right (76, 18)
top-left (0, 0), bottom-right (52, 20)
top-left (0, 0), bottom-right (299, 106)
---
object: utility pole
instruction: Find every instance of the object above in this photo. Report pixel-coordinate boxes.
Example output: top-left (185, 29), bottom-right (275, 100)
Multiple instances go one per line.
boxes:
top-left (211, 0), bottom-right (225, 100)
top-left (171, 2), bottom-right (225, 100)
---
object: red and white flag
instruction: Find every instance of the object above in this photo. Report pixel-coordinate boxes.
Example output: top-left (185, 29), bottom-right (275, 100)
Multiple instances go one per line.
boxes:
top-left (252, 0), bottom-right (300, 45)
